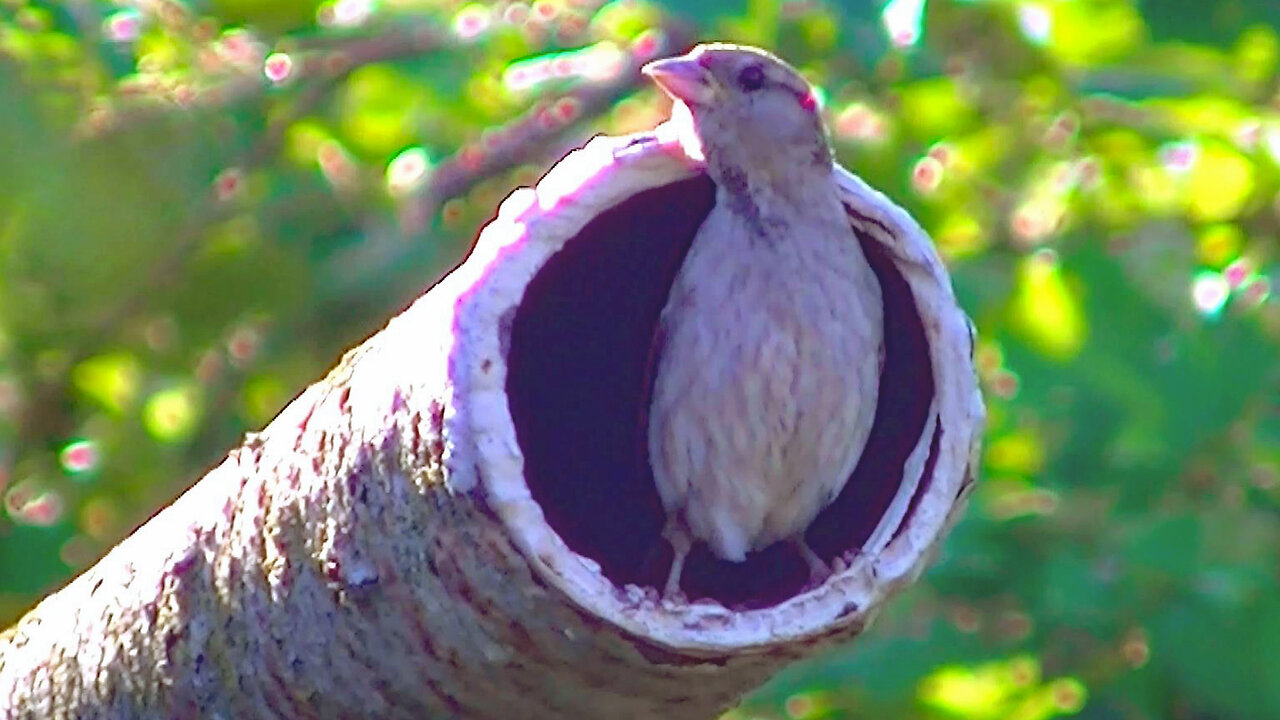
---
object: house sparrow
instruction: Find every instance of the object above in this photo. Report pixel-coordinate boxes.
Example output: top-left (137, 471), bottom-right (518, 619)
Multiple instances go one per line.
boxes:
top-left (643, 44), bottom-right (885, 598)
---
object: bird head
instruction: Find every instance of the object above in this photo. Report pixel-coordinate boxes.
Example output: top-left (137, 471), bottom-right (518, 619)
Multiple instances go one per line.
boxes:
top-left (642, 44), bottom-right (831, 178)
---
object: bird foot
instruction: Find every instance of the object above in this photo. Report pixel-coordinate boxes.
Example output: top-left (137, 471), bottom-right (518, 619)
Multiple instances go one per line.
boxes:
top-left (838, 548), bottom-right (865, 571)
top-left (831, 554), bottom-right (850, 574)
top-left (662, 552), bottom-right (689, 602)
top-left (662, 521), bottom-right (693, 602)
top-left (793, 539), bottom-right (833, 590)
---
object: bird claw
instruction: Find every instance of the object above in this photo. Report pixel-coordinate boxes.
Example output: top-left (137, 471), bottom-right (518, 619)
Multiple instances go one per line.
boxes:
top-left (805, 564), bottom-right (832, 590)
top-left (840, 548), bottom-right (865, 569)
top-left (794, 539), bottom-right (833, 590)
top-left (662, 562), bottom-right (688, 603)
top-left (661, 588), bottom-right (689, 606)
top-left (831, 554), bottom-right (850, 574)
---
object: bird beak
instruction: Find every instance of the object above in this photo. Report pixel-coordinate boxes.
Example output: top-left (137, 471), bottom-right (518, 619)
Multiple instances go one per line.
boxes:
top-left (642, 53), bottom-right (716, 106)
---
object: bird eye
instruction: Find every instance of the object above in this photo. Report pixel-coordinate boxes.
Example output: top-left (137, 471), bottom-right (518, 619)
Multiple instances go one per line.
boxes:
top-left (736, 65), bottom-right (765, 92)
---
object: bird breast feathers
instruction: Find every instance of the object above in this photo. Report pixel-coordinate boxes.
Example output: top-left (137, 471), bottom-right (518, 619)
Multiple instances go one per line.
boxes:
top-left (647, 196), bottom-right (884, 560)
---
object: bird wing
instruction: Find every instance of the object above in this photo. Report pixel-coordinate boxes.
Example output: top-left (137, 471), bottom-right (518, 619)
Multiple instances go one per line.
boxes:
top-left (801, 164), bottom-right (981, 561)
top-left (831, 164), bottom-right (948, 280)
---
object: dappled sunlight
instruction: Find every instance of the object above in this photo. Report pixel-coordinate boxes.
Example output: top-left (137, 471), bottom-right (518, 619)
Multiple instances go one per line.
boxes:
top-left (1, 0), bottom-right (1278, 716)
top-left (1009, 250), bottom-right (1086, 360)
top-left (71, 354), bottom-right (141, 415)
top-left (142, 384), bottom-right (202, 443)
top-left (918, 656), bottom-right (1086, 720)
top-left (386, 146), bottom-right (431, 196)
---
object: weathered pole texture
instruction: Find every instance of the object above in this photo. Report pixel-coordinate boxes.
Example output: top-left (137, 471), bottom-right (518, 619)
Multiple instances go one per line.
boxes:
top-left (0, 124), bottom-right (983, 719)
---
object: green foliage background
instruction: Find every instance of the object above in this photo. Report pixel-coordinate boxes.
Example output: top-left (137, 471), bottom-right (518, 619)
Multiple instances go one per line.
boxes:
top-left (2, 0), bottom-right (1279, 717)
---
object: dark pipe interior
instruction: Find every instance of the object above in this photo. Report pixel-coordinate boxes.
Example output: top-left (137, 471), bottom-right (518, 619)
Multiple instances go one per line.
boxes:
top-left (805, 211), bottom-right (936, 560)
top-left (506, 176), bottom-right (936, 608)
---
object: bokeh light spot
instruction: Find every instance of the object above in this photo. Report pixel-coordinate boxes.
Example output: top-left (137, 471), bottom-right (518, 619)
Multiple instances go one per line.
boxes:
top-left (631, 29), bottom-right (662, 59)
top-left (532, 0), bottom-right (559, 22)
top-left (784, 691), bottom-right (823, 719)
top-left (1240, 275), bottom-right (1272, 307)
top-left (554, 97), bottom-right (581, 123)
top-left (1191, 270), bottom-right (1229, 316)
top-left (72, 353), bottom-right (141, 413)
top-left (264, 52), bottom-right (294, 84)
top-left (218, 29), bottom-right (265, 69)
top-left (1049, 677), bottom-right (1088, 713)
top-left (997, 610), bottom-right (1034, 641)
top-left (242, 375), bottom-right (288, 425)
top-left (328, 0), bottom-right (374, 27)
top-left (503, 2), bottom-right (529, 25)
top-left (143, 385), bottom-right (202, 442)
top-left (1234, 119), bottom-right (1261, 150)
top-left (1223, 257), bottom-right (1252, 289)
top-left (387, 147), bottom-right (431, 196)
top-left (1018, 3), bottom-right (1052, 45)
top-left (1186, 142), bottom-right (1254, 221)
top-left (453, 3), bottom-right (491, 39)
top-left (919, 655), bottom-right (1081, 719)
top-left (1007, 656), bottom-right (1040, 687)
top-left (195, 350), bottom-right (224, 384)
top-left (442, 198), bottom-right (467, 227)
top-left (504, 42), bottom-right (625, 93)
top-left (1043, 112), bottom-right (1079, 148)
top-left (318, 140), bottom-right (359, 188)
top-left (1011, 201), bottom-right (1064, 244)
top-left (927, 141), bottom-right (954, 165)
top-left (1010, 250), bottom-right (1086, 359)
top-left (882, 0), bottom-right (924, 48)
top-left (912, 156), bottom-right (944, 194)
top-left (986, 481), bottom-right (1062, 520)
top-left (936, 211), bottom-right (986, 258)
top-left (227, 324), bottom-right (262, 368)
top-left (1120, 628), bottom-right (1150, 668)
top-left (1049, 160), bottom-right (1080, 193)
top-left (80, 496), bottom-right (121, 541)
top-left (1196, 223), bottom-right (1242, 267)
top-left (214, 167), bottom-right (244, 202)
top-left (834, 103), bottom-right (887, 144)
top-left (60, 535), bottom-right (99, 569)
top-left (5, 480), bottom-right (63, 527)
top-left (987, 428), bottom-right (1044, 475)
top-left (976, 341), bottom-right (1004, 376)
top-left (919, 663), bottom-right (1006, 715)
top-left (1158, 140), bottom-right (1198, 175)
top-left (1076, 156), bottom-right (1101, 189)
top-left (1264, 123), bottom-right (1280, 163)
top-left (104, 10), bottom-right (142, 43)
top-left (59, 440), bottom-right (100, 476)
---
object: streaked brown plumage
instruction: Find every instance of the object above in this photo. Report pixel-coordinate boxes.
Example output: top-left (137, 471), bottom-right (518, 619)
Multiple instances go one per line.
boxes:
top-left (643, 44), bottom-right (884, 598)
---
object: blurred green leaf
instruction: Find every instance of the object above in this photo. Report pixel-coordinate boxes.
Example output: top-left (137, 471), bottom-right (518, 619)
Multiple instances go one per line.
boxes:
top-left (2, 3), bottom-right (1279, 719)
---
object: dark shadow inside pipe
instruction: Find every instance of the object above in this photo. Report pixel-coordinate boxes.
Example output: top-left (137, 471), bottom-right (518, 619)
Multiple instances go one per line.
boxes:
top-left (506, 175), bottom-right (936, 608)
